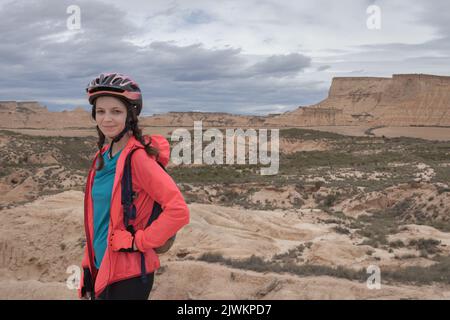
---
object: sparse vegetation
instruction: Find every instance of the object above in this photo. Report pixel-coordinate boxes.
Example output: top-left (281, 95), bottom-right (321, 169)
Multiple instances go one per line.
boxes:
top-left (389, 240), bottom-right (405, 248)
top-left (408, 238), bottom-right (442, 255)
top-left (272, 245), bottom-right (306, 262)
top-left (2, 121), bottom-right (450, 299)
top-left (198, 252), bottom-right (450, 285)
top-left (198, 252), bottom-right (368, 281)
top-left (333, 226), bottom-right (351, 235)
top-left (356, 210), bottom-right (400, 247)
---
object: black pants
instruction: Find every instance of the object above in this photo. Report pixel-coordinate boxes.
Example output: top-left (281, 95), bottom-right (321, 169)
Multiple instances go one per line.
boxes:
top-left (97, 273), bottom-right (155, 300)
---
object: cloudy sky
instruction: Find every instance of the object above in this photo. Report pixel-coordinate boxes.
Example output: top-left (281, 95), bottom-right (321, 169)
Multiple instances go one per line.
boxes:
top-left (0, 0), bottom-right (449, 115)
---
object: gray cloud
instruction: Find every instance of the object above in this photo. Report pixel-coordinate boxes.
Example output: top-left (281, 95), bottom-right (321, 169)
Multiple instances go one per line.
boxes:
top-left (317, 65), bottom-right (331, 72)
top-left (183, 9), bottom-right (214, 25)
top-left (0, 0), bottom-right (322, 115)
top-left (248, 53), bottom-right (311, 76)
top-left (0, 0), bottom-right (449, 115)
top-left (314, 0), bottom-right (450, 78)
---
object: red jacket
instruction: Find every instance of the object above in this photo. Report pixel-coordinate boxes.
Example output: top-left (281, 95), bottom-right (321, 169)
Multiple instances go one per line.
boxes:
top-left (78, 134), bottom-right (190, 298)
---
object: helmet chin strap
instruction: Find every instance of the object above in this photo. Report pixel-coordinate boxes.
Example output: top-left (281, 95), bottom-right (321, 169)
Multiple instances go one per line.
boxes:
top-left (108, 123), bottom-right (131, 159)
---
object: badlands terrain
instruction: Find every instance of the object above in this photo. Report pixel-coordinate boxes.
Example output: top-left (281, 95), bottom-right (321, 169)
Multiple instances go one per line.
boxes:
top-left (0, 73), bottom-right (449, 299)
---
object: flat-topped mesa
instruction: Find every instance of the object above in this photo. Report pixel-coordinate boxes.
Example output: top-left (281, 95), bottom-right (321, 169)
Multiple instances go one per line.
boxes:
top-left (0, 101), bottom-right (19, 112)
top-left (318, 73), bottom-right (450, 126)
top-left (329, 76), bottom-right (391, 97)
top-left (265, 73), bottom-right (450, 127)
top-left (0, 101), bottom-right (91, 129)
top-left (17, 101), bottom-right (49, 113)
top-left (392, 73), bottom-right (450, 83)
top-left (0, 101), bottom-right (49, 113)
top-left (0, 101), bottom-right (50, 128)
top-left (329, 74), bottom-right (450, 98)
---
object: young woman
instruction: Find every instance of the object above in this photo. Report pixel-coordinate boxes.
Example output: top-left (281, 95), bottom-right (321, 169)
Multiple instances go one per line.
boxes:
top-left (78, 73), bottom-right (190, 300)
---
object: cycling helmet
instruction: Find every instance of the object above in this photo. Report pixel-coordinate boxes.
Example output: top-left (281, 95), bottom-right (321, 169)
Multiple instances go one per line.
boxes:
top-left (87, 73), bottom-right (142, 115)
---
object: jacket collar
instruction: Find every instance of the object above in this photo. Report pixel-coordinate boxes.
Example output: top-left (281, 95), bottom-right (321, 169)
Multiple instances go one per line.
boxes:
top-left (100, 134), bottom-right (140, 155)
top-left (93, 134), bottom-right (141, 200)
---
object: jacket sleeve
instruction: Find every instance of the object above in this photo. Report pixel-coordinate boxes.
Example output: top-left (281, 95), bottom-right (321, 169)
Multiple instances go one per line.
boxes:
top-left (81, 245), bottom-right (89, 268)
top-left (78, 233), bottom-right (92, 298)
top-left (79, 166), bottom-right (95, 299)
top-left (78, 153), bottom-right (101, 298)
top-left (132, 149), bottom-right (190, 252)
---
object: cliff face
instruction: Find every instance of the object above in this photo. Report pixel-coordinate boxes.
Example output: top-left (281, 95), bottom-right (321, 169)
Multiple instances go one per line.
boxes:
top-left (267, 74), bottom-right (450, 126)
top-left (0, 101), bottom-right (91, 129)
top-left (0, 101), bottom-right (49, 128)
top-left (2, 74), bottom-right (450, 129)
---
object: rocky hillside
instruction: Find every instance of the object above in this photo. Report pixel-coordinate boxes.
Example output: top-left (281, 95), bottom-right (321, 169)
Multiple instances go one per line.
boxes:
top-left (1, 126), bottom-right (450, 299)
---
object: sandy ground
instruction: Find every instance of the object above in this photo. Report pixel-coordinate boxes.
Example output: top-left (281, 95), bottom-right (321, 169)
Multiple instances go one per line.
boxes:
top-left (372, 126), bottom-right (450, 141)
top-left (1, 191), bottom-right (449, 299)
top-left (3, 260), bottom-right (450, 300)
top-left (1, 127), bottom-right (178, 138)
top-left (279, 138), bottom-right (330, 154)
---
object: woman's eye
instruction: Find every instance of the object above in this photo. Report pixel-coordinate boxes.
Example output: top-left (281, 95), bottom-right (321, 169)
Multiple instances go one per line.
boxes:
top-left (96, 110), bottom-right (121, 114)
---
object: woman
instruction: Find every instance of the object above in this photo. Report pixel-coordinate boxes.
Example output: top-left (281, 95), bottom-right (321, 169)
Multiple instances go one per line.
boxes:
top-left (78, 73), bottom-right (190, 300)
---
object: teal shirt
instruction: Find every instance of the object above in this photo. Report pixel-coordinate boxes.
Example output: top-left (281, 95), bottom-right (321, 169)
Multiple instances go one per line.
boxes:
top-left (92, 146), bottom-right (123, 269)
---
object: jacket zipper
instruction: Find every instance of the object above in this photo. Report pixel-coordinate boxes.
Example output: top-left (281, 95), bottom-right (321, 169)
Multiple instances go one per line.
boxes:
top-left (84, 168), bottom-right (97, 282)
top-left (98, 146), bottom-right (132, 298)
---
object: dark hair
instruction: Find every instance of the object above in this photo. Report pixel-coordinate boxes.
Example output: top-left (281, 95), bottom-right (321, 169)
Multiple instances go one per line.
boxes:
top-left (92, 97), bottom-right (159, 171)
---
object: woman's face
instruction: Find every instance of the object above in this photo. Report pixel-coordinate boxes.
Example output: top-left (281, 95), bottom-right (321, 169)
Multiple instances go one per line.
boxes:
top-left (95, 96), bottom-right (128, 139)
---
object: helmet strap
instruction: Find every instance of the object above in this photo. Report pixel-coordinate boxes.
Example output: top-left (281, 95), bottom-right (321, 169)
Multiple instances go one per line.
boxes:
top-left (108, 122), bottom-right (131, 159)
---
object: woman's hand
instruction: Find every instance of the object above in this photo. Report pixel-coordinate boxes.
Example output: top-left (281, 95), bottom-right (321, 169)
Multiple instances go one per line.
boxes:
top-left (110, 229), bottom-right (138, 252)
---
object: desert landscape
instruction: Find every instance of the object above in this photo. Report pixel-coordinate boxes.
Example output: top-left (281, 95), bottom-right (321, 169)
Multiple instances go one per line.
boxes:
top-left (1, 74), bottom-right (449, 299)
